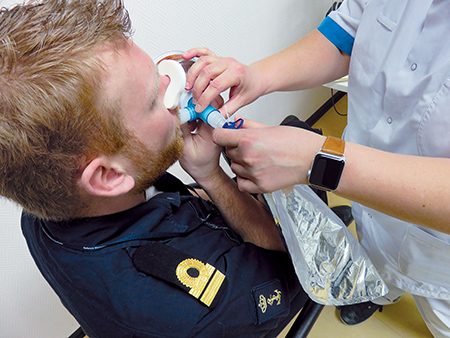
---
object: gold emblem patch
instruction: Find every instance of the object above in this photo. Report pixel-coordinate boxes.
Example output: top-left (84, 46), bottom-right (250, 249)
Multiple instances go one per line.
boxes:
top-left (176, 258), bottom-right (225, 307)
top-left (258, 289), bottom-right (282, 314)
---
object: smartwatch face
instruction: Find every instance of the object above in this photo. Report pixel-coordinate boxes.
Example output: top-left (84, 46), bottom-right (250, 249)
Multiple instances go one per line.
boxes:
top-left (309, 154), bottom-right (345, 190)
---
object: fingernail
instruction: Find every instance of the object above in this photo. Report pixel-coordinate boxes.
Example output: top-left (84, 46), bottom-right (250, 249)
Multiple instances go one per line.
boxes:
top-left (185, 81), bottom-right (191, 89)
top-left (195, 104), bottom-right (203, 112)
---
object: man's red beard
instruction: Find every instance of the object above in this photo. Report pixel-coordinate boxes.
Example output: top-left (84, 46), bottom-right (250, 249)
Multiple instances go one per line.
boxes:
top-left (127, 126), bottom-right (184, 193)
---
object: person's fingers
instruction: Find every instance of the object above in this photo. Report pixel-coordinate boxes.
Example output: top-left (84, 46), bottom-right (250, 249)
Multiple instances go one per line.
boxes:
top-left (224, 146), bottom-right (241, 162)
top-left (194, 69), bottom-right (240, 112)
top-left (182, 48), bottom-right (215, 60)
top-left (210, 95), bottom-right (224, 110)
top-left (190, 58), bottom-right (234, 108)
top-left (229, 161), bottom-right (250, 178)
top-left (185, 60), bottom-right (205, 91)
top-left (212, 128), bottom-right (244, 147)
top-left (222, 84), bottom-right (248, 116)
top-left (194, 79), bottom-right (227, 113)
top-left (218, 97), bottom-right (243, 117)
top-left (185, 55), bottom-right (215, 91)
top-left (236, 177), bottom-right (262, 194)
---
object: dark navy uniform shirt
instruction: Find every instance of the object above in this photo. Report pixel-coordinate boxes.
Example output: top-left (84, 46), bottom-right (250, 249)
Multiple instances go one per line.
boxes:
top-left (21, 174), bottom-right (307, 338)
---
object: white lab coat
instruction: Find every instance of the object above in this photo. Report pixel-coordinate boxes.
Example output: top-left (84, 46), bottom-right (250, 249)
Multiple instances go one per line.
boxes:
top-left (319, 0), bottom-right (450, 337)
top-left (329, 0), bottom-right (450, 299)
top-left (326, 0), bottom-right (450, 335)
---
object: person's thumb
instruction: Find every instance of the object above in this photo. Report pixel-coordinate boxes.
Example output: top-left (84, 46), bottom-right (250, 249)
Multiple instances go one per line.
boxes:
top-left (212, 128), bottom-right (243, 147)
top-left (236, 177), bottom-right (262, 194)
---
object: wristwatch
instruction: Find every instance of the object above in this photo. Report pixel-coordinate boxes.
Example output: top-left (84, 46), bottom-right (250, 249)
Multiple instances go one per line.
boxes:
top-left (308, 136), bottom-right (345, 191)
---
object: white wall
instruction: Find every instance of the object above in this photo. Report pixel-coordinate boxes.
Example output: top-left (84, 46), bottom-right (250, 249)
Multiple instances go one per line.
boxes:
top-left (0, 1), bottom-right (333, 337)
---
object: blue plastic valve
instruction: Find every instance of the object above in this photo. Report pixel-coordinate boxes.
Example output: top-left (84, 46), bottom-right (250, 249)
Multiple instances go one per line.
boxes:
top-left (179, 97), bottom-right (243, 129)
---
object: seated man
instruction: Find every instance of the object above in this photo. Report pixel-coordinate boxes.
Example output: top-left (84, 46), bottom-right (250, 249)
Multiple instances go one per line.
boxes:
top-left (0, 1), bottom-right (307, 337)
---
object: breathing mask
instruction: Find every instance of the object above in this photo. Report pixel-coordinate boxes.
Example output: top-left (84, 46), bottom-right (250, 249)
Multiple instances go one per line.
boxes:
top-left (155, 51), bottom-right (243, 129)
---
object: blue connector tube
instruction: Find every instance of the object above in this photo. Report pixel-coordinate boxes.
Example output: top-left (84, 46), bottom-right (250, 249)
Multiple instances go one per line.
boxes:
top-left (179, 98), bottom-right (243, 129)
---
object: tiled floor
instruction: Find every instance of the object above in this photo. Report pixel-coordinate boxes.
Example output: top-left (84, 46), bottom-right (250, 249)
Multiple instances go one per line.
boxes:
top-left (278, 94), bottom-right (432, 338)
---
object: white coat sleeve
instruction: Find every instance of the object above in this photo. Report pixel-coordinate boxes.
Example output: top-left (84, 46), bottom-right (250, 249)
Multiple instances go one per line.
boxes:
top-left (318, 0), bottom-right (371, 55)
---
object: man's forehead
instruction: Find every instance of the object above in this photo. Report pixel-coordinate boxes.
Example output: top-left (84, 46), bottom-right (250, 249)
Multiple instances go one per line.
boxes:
top-left (98, 40), bottom-right (156, 100)
top-left (99, 40), bottom-right (153, 72)
top-left (95, 38), bottom-right (144, 61)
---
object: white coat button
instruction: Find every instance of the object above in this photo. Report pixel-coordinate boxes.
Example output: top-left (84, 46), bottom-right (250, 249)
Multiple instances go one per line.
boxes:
top-left (411, 63), bottom-right (417, 71)
top-left (387, 117), bottom-right (393, 124)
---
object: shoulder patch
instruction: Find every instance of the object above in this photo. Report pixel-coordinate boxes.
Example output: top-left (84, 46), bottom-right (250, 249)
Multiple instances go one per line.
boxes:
top-left (132, 242), bottom-right (225, 307)
top-left (252, 279), bottom-right (289, 324)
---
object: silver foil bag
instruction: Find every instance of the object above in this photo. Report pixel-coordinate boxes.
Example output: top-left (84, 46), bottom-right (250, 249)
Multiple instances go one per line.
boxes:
top-left (264, 185), bottom-right (388, 305)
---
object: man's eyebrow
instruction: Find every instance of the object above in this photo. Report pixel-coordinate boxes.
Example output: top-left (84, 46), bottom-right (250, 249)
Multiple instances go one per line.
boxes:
top-left (148, 65), bottom-right (160, 110)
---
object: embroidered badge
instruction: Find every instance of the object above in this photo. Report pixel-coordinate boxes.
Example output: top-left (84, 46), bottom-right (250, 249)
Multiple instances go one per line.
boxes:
top-left (252, 280), bottom-right (288, 324)
top-left (258, 289), bottom-right (282, 314)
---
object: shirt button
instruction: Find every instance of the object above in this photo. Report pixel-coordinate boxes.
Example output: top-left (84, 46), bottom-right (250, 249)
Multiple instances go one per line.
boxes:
top-left (387, 117), bottom-right (393, 124)
top-left (410, 63), bottom-right (417, 71)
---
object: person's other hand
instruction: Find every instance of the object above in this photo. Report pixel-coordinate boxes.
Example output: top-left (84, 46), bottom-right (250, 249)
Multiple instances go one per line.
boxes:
top-left (213, 119), bottom-right (325, 193)
top-left (179, 95), bottom-right (224, 184)
top-left (179, 120), bottom-right (222, 186)
top-left (183, 48), bottom-right (264, 116)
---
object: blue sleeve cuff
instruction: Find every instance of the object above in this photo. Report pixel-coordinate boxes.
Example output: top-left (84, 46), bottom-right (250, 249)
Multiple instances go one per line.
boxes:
top-left (318, 16), bottom-right (354, 56)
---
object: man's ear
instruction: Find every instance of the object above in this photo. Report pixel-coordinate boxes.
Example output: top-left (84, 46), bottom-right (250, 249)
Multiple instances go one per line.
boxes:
top-left (79, 156), bottom-right (135, 197)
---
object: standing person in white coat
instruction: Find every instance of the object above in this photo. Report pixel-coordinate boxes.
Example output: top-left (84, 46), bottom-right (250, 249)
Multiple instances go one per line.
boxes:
top-left (183, 0), bottom-right (450, 336)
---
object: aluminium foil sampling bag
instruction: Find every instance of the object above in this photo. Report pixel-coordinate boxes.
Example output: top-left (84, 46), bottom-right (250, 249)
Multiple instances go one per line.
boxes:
top-left (264, 185), bottom-right (388, 305)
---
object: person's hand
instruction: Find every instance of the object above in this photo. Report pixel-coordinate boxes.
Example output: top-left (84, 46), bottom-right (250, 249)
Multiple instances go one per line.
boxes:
top-left (183, 48), bottom-right (264, 115)
top-left (179, 120), bottom-right (222, 186)
top-left (212, 119), bottom-right (325, 193)
top-left (179, 95), bottom-right (224, 185)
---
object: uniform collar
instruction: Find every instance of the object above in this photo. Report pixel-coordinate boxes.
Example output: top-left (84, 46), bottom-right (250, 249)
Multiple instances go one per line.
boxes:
top-left (40, 191), bottom-right (183, 251)
top-left (35, 172), bottom-right (193, 250)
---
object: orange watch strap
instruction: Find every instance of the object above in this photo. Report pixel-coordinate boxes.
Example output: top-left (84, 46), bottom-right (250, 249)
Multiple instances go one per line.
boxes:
top-left (321, 136), bottom-right (345, 156)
